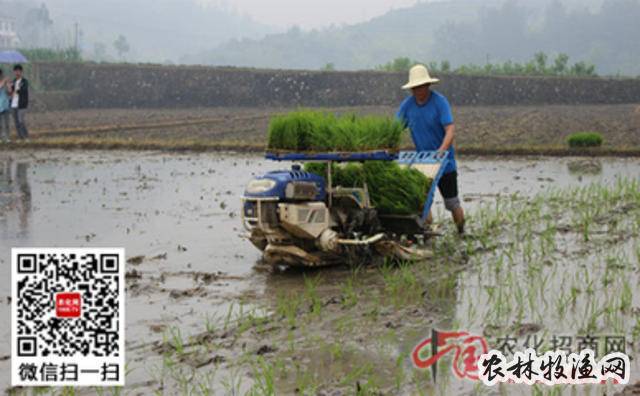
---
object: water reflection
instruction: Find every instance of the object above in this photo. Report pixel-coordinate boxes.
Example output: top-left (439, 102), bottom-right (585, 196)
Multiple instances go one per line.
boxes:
top-left (0, 158), bottom-right (10, 207)
top-left (0, 158), bottom-right (31, 238)
top-left (567, 158), bottom-right (603, 175)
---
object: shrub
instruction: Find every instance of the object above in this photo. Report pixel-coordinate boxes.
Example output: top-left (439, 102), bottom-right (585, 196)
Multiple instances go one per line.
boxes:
top-left (267, 110), bottom-right (403, 152)
top-left (567, 132), bottom-right (603, 148)
top-left (376, 53), bottom-right (597, 77)
top-left (305, 162), bottom-right (432, 215)
top-left (376, 57), bottom-right (416, 72)
top-left (19, 47), bottom-right (82, 63)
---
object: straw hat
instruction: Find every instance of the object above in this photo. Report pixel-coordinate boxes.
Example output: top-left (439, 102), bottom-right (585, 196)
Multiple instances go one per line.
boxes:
top-left (402, 64), bottom-right (440, 89)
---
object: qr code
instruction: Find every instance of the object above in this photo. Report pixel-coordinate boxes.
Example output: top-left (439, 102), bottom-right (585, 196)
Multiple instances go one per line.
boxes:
top-left (11, 248), bottom-right (125, 387)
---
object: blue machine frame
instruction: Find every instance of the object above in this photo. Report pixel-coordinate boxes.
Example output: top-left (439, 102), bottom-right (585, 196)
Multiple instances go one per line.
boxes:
top-left (264, 150), bottom-right (449, 222)
top-left (396, 151), bottom-right (450, 222)
top-left (265, 151), bottom-right (397, 162)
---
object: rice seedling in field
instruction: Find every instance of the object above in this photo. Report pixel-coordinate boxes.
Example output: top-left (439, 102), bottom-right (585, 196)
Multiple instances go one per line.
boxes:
top-left (223, 302), bottom-right (235, 332)
top-left (58, 388), bottom-right (77, 396)
top-left (393, 355), bottom-right (406, 392)
top-left (275, 290), bottom-right (302, 329)
top-left (237, 309), bottom-right (270, 336)
top-left (340, 277), bottom-right (358, 309)
top-left (267, 110), bottom-right (404, 152)
top-left (221, 368), bottom-right (243, 396)
top-left (294, 367), bottom-right (319, 395)
top-left (619, 279), bottom-right (633, 312)
top-left (164, 326), bottom-right (185, 355)
top-left (204, 312), bottom-right (218, 333)
top-left (566, 131), bottom-right (603, 148)
top-left (249, 357), bottom-right (276, 395)
top-left (196, 371), bottom-right (216, 396)
top-left (338, 362), bottom-right (375, 388)
top-left (379, 260), bottom-right (421, 307)
top-left (303, 274), bottom-right (323, 317)
top-left (305, 161), bottom-right (432, 215)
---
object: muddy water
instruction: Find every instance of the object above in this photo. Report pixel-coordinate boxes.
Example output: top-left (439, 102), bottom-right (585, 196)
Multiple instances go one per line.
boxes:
top-left (0, 150), bottom-right (639, 392)
top-left (0, 152), bottom-right (283, 361)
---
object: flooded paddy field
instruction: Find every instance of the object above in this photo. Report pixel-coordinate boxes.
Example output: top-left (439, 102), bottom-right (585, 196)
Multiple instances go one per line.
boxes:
top-left (1, 150), bottom-right (639, 395)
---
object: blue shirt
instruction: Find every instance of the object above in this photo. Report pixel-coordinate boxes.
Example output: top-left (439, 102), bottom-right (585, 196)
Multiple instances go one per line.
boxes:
top-left (396, 90), bottom-right (457, 174)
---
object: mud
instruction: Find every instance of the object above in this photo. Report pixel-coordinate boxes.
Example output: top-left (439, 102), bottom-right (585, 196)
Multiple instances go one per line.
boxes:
top-left (0, 150), bottom-right (639, 394)
top-left (18, 104), bottom-right (640, 153)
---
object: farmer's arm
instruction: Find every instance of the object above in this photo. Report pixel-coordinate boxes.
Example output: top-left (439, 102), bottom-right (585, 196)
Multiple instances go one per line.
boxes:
top-left (438, 123), bottom-right (455, 152)
top-left (395, 100), bottom-right (409, 128)
top-left (437, 95), bottom-right (455, 152)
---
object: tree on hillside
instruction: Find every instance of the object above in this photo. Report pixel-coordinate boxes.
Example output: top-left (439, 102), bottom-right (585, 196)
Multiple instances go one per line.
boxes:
top-left (322, 63), bottom-right (335, 71)
top-left (433, 0), bottom-right (639, 75)
top-left (378, 53), bottom-right (596, 77)
top-left (113, 35), bottom-right (130, 60)
top-left (191, 0), bottom-right (640, 76)
top-left (553, 53), bottom-right (569, 74)
top-left (376, 57), bottom-right (416, 72)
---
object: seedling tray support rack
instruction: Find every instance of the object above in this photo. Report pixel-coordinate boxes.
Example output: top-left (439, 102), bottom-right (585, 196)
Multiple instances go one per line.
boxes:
top-left (265, 150), bottom-right (449, 221)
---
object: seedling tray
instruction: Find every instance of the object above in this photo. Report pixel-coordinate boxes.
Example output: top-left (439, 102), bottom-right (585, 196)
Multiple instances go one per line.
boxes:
top-left (265, 150), bottom-right (398, 162)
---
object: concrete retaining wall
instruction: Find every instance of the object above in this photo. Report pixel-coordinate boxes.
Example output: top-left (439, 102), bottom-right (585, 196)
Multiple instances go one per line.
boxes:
top-left (30, 62), bottom-right (640, 111)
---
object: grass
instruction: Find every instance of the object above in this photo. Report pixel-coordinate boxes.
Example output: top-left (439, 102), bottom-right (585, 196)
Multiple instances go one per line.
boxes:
top-left (304, 161), bottom-right (432, 215)
top-left (267, 110), bottom-right (404, 152)
top-left (567, 132), bottom-right (604, 148)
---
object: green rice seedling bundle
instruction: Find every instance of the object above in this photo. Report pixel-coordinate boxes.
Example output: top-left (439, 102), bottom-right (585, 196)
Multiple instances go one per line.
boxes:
top-left (567, 132), bottom-right (603, 148)
top-left (304, 162), bottom-right (432, 215)
top-left (267, 110), bottom-right (404, 152)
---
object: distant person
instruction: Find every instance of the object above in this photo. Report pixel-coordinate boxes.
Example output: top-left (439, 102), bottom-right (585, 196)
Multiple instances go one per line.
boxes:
top-left (0, 69), bottom-right (10, 143)
top-left (10, 64), bottom-right (29, 140)
top-left (396, 64), bottom-right (465, 234)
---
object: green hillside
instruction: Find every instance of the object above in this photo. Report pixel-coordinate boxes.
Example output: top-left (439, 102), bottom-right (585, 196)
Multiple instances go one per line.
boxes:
top-left (186, 0), bottom-right (492, 70)
top-left (187, 0), bottom-right (640, 76)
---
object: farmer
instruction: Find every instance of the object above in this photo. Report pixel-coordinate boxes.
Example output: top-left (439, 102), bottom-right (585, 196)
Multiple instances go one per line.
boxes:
top-left (10, 64), bottom-right (29, 140)
top-left (396, 64), bottom-right (465, 234)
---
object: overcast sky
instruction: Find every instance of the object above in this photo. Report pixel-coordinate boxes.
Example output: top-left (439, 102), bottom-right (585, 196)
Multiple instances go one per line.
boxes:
top-left (207, 0), bottom-right (422, 29)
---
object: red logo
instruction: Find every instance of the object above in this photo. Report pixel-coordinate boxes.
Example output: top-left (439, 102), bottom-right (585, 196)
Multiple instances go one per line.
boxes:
top-left (412, 330), bottom-right (489, 382)
top-left (55, 292), bottom-right (82, 318)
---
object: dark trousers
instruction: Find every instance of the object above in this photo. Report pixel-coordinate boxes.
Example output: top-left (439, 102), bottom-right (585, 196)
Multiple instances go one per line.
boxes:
top-left (0, 111), bottom-right (9, 141)
top-left (12, 108), bottom-right (28, 139)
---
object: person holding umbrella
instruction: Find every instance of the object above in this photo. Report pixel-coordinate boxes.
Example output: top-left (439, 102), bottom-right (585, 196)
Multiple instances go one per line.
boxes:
top-left (10, 64), bottom-right (29, 140)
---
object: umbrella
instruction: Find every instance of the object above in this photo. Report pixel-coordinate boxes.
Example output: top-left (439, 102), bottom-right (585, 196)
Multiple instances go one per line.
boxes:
top-left (0, 50), bottom-right (28, 64)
